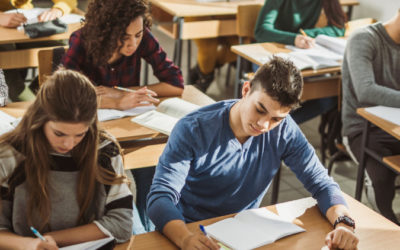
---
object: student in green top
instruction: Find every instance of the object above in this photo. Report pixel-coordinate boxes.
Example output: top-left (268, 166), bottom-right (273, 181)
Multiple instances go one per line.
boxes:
top-left (254, 0), bottom-right (347, 124)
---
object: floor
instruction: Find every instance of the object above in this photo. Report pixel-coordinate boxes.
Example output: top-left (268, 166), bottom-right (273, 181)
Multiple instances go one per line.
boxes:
top-left (30, 0), bottom-right (400, 221)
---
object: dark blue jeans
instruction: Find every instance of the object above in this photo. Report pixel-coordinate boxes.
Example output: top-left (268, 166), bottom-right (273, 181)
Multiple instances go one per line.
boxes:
top-left (131, 167), bottom-right (156, 232)
top-left (290, 97), bottom-right (337, 124)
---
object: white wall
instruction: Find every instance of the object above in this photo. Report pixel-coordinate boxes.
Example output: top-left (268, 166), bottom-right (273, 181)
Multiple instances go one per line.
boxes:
top-left (352, 0), bottom-right (399, 21)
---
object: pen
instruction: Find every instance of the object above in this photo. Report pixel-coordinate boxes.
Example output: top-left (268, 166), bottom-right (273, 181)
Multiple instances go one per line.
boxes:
top-left (199, 225), bottom-right (231, 250)
top-left (299, 28), bottom-right (308, 37)
top-left (113, 86), bottom-right (136, 93)
top-left (30, 226), bottom-right (46, 241)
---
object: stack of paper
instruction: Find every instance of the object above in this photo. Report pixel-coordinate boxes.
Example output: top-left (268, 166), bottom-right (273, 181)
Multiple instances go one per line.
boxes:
top-left (60, 236), bottom-right (114, 250)
top-left (97, 105), bottom-right (156, 122)
top-left (0, 110), bottom-right (17, 135)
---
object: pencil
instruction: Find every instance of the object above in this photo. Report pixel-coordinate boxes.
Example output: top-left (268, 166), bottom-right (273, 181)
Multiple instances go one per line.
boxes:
top-left (113, 86), bottom-right (136, 93)
top-left (299, 28), bottom-right (308, 37)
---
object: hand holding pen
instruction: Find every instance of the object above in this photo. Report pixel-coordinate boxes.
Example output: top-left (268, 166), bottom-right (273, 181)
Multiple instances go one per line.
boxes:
top-left (295, 29), bottom-right (315, 49)
top-left (30, 226), bottom-right (58, 250)
top-left (0, 10), bottom-right (27, 28)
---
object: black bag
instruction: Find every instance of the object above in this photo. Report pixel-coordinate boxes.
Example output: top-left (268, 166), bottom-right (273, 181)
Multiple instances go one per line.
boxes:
top-left (24, 19), bottom-right (67, 38)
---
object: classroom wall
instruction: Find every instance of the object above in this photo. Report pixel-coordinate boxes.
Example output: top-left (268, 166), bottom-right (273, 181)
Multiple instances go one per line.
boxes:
top-left (353, 0), bottom-right (399, 21)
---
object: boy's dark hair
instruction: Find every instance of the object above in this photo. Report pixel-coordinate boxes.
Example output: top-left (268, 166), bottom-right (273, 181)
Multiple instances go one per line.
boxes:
top-left (250, 56), bottom-right (303, 108)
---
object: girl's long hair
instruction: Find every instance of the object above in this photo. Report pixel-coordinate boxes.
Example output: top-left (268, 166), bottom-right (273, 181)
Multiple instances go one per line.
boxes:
top-left (1, 69), bottom-right (125, 231)
top-left (81, 0), bottom-right (152, 66)
top-left (322, 0), bottom-right (347, 28)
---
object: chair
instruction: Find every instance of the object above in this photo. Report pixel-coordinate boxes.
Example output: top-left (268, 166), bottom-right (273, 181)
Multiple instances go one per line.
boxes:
top-left (233, 4), bottom-right (262, 98)
top-left (38, 46), bottom-right (67, 86)
top-left (344, 18), bottom-right (377, 37)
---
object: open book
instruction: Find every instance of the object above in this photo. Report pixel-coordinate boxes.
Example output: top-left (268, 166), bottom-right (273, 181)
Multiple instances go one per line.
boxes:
top-left (131, 98), bottom-right (200, 135)
top-left (272, 34), bottom-right (346, 71)
top-left (364, 106), bottom-right (400, 126)
top-left (205, 208), bottom-right (305, 250)
top-left (97, 105), bottom-right (155, 122)
top-left (60, 236), bottom-right (114, 250)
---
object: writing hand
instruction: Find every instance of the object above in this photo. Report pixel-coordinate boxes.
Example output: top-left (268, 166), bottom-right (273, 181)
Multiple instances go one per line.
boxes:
top-left (182, 233), bottom-right (220, 250)
top-left (27, 235), bottom-right (58, 250)
top-left (0, 12), bottom-right (27, 28)
top-left (294, 35), bottom-right (315, 49)
top-left (38, 8), bottom-right (63, 22)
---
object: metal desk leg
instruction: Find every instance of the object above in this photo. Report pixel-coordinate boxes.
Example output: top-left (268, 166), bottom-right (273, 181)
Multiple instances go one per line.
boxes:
top-left (172, 17), bottom-right (184, 68)
top-left (355, 120), bottom-right (370, 201)
top-left (187, 40), bottom-right (192, 83)
top-left (271, 166), bottom-right (281, 205)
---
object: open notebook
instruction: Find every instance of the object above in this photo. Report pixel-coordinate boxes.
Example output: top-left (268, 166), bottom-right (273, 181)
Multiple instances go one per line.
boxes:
top-left (276, 35), bottom-right (346, 71)
top-left (205, 208), bottom-right (305, 250)
top-left (60, 236), bottom-right (114, 250)
top-left (97, 105), bottom-right (156, 122)
top-left (131, 98), bottom-right (200, 135)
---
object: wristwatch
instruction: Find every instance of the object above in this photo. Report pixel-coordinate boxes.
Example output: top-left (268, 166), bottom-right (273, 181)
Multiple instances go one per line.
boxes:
top-left (333, 215), bottom-right (355, 230)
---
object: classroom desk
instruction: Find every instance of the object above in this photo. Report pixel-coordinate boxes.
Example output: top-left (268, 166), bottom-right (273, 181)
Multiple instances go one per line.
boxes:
top-left (150, 0), bottom-right (358, 73)
top-left (115, 193), bottom-right (400, 250)
top-left (0, 22), bottom-right (81, 69)
top-left (0, 86), bottom-right (215, 169)
top-left (354, 108), bottom-right (400, 201)
top-left (231, 42), bottom-right (341, 100)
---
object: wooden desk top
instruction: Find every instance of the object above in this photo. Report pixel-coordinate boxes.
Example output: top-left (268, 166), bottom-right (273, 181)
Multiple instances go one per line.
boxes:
top-left (0, 86), bottom-right (214, 142)
top-left (231, 43), bottom-right (341, 78)
top-left (0, 23), bottom-right (81, 45)
top-left (116, 193), bottom-right (400, 250)
top-left (151, 0), bottom-right (358, 18)
top-left (357, 108), bottom-right (400, 141)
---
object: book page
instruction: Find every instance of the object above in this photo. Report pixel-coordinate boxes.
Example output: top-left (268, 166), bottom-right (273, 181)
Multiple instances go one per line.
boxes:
top-left (0, 110), bottom-right (17, 124)
top-left (156, 98), bottom-right (200, 119)
top-left (205, 208), bottom-right (305, 250)
top-left (286, 44), bottom-right (342, 61)
top-left (97, 105), bottom-right (155, 122)
top-left (60, 236), bottom-right (114, 250)
top-left (131, 110), bottom-right (179, 135)
top-left (365, 106), bottom-right (400, 126)
top-left (275, 52), bottom-right (315, 70)
top-left (315, 35), bottom-right (347, 56)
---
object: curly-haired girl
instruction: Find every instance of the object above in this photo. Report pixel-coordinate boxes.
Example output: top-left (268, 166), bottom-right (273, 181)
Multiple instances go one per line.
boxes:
top-left (63, 0), bottom-right (184, 110)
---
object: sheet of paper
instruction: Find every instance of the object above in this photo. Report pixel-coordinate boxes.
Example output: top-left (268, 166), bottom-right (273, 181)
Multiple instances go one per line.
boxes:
top-left (364, 106), bottom-right (400, 126)
top-left (97, 105), bottom-right (155, 122)
top-left (60, 236), bottom-right (114, 250)
top-left (5, 8), bottom-right (83, 25)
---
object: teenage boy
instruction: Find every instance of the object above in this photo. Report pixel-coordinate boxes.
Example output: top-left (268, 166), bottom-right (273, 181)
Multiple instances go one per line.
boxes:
top-left (342, 9), bottom-right (400, 224)
top-left (147, 57), bottom-right (359, 250)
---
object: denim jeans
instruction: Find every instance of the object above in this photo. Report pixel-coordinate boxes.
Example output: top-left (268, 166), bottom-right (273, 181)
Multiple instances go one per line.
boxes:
top-left (131, 167), bottom-right (156, 232)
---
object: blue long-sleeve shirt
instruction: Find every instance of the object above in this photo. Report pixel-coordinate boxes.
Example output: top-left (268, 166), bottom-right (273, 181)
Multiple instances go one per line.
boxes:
top-left (147, 100), bottom-right (346, 231)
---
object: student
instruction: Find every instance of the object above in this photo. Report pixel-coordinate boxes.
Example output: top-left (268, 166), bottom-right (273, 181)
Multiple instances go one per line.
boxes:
top-left (0, 0), bottom-right (78, 101)
top-left (147, 57), bottom-right (358, 250)
top-left (342, 9), bottom-right (400, 225)
top-left (254, 0), bottom-right (347, 124)
top-left (62, 0), bottom-right (184, 111)
top-left (0, 0), bottom-right (77, 28)
top-left (0, 69), bottom-right (133, 248)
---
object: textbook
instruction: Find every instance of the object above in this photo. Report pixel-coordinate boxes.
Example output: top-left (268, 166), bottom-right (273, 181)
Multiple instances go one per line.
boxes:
top-left (60, 236), bottom-right (114, 250)
top-left (131, 97), bottom-right (200, 135)
top-left (205, 208), bottom-right (305, 250)
top-left (273, 51), bottom-right (340, 71)
top-left (97, 105), bottom-right (156, 122)
top-left (364, 106), bottom-right (400, 126)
